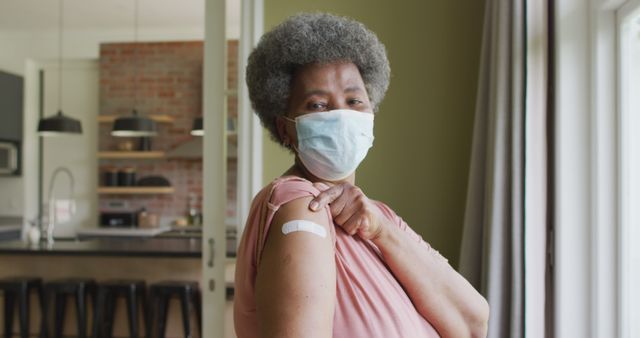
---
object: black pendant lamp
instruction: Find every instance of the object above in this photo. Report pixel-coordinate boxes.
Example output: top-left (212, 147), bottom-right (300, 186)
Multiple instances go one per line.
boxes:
top-left (37, 0), bottom-right (83, 136)
top-left (112, 110), bottom-right (157, 137)
top-left (111, 0), bottom-right (157, 138)
top-left (38, 110), bottom-right (82, 136)
top-left (190, 117), bottom-right (204, 136)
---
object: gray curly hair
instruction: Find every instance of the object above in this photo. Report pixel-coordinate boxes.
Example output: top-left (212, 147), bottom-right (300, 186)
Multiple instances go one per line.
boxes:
top-left (246, 12), bottom-right (391, 146)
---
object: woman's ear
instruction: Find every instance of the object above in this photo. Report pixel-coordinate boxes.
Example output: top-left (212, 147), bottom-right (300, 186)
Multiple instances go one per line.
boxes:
top-left (275, 116), bottom-right (290, 146)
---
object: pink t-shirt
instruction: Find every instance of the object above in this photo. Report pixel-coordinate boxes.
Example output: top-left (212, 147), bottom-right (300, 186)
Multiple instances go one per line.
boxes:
top-left (234, 176), bottom-right (442, 338)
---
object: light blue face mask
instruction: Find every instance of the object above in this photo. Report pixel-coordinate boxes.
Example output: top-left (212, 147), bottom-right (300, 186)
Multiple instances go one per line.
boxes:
top-left (284, 109), bottom-right (375, 181)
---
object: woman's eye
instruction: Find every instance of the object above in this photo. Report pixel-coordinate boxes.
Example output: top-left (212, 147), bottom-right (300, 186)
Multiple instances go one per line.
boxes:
top-left (348, 98), bottom-right (363, 106)
top-left (308, 102), bottom-right (328, 110)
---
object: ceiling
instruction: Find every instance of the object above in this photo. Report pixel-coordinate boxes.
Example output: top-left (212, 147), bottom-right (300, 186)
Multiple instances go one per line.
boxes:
top-left (0, 0), bottom-right (237, 33)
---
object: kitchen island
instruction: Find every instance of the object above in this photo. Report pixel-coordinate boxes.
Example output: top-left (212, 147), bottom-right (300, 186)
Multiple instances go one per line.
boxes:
top-left (0, 237), bottom-right (201, 257)
top-left (0, 237), bottom-right (236, 338)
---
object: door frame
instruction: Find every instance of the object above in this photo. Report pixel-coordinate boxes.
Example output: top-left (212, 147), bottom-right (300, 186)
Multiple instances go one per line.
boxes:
top-left (201, 0), bottom-right (264, 337)
top-left (553, 0), bottom-right (627, 337)
top-left (617, 1), bottom-right (640, 336)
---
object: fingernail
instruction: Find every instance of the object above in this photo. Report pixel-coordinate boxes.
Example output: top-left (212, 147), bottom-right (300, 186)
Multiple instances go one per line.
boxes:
top-left (310, 201), bottom-right (319, 211)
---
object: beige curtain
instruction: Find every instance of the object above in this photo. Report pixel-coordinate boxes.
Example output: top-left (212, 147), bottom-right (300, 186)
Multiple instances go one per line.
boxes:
top-left (459, 0), bottom-right (551, 337)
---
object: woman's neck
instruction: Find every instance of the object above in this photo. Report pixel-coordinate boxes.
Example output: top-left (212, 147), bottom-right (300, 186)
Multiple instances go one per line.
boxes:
top-left (283, 157), bottom-right (355, 186)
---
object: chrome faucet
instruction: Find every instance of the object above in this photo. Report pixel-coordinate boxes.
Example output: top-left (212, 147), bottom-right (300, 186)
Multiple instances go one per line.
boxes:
top-left (44, 166), bottom-right (75, 243)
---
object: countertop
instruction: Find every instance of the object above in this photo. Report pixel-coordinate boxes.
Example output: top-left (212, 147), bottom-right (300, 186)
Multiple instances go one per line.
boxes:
top-left (0, 237), bottom-right (202, 258)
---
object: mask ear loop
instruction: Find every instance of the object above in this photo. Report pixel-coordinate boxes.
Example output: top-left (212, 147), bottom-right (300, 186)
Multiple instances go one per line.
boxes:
top-left (280, 115), bottom-right (297, 150)
top-left (279, 116), bottom-right (308, 176)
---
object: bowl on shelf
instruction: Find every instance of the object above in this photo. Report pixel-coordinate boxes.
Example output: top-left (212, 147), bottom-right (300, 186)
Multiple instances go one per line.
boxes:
top-left (136, 176), bottom-right (171, 187)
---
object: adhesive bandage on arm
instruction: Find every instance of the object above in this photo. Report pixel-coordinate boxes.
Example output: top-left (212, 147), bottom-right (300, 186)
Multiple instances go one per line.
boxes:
top-left (281, 220), bottom-right (327, 238)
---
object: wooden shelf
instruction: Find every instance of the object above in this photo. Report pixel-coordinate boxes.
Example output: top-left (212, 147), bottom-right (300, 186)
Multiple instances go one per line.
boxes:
top-left (98, 114), bottom-right (175, 124)
top-left (97, 187), bottom-right (175, 194)
top-left (98, 151), bottom-right (165, 159)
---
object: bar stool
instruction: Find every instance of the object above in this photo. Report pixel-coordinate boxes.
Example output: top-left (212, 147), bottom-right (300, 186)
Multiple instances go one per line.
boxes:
top-left (94, 280), bottom-right (147, 338)
top-left (148, 281), bottom-right (201, 338)
top-left (44, 278), bottom-right (97, 338)
top-left (0, 277), bottom-right (47, 338)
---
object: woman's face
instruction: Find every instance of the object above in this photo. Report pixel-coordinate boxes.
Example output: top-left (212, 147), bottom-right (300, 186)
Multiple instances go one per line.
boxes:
top-left (277, 62), bottom-right (372, 147)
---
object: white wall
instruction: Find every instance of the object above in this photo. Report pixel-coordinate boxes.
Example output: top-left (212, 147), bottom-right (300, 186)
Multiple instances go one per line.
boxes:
top-left (40, 60), bottom-right (99, 236)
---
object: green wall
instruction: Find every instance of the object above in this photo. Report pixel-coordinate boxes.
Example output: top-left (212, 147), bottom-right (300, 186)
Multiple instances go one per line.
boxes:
top-left (261, 0), bottom-right (485, 266)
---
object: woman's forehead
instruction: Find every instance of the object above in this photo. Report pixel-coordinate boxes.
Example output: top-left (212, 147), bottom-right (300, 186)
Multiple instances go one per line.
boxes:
top-left (291, 62), bottom-right (366, 96)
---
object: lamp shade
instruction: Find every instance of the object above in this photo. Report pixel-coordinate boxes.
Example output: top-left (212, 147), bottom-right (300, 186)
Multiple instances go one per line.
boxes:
top-left (37, 110), bottom-right (82, 136)
top-left (190, 117), bottom-right (204, 136)
top-left (111, 110), bottom-right (157, 137)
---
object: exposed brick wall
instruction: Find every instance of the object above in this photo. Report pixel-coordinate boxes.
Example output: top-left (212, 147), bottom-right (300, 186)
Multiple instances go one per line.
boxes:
top-left (98, 40), bottom-right (238, 225)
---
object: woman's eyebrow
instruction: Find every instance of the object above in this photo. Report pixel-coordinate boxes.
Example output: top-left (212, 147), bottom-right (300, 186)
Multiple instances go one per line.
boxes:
top-left (344, 86), bottom-right (365, 94)
top-left (301, 86), bottom-right (363, 99)
top-left (302, 89), bottom-right (330, 99)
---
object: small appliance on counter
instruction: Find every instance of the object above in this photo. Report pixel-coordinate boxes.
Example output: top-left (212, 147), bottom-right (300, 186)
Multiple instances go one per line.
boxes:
top-left (100, 200), bottom-right (139, 228)
top-left (0, 140), bottom-right (20, 176)
top-left (100, 211), bottom-right (139, 227)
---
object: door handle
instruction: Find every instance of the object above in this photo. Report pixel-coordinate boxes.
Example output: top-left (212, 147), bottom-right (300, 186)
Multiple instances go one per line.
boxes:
top-left (208, 238), bottom-right (215, 267)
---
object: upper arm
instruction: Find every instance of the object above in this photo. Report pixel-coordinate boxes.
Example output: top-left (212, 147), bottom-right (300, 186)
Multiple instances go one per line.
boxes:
top-left (255, 196), bottom-right (336, 338)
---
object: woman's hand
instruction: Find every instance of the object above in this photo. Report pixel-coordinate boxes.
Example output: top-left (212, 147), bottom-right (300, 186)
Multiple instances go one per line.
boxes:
top-left (309, 182), bottom-right (387, 240)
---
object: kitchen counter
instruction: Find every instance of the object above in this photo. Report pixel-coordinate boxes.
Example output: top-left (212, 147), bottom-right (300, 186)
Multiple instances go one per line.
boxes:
top-left (0, 237), bottom-right (201, 257)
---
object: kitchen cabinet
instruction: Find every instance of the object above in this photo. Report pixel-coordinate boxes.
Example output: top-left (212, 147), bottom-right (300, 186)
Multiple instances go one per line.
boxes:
top-left (0, 71), bottom-right (23, 142)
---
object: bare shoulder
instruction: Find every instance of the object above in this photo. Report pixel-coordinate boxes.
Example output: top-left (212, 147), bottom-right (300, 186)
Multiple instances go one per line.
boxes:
top-left (259, 194), bottom-right (334, 270)
top-left (255, 195), bottom-right (336, 338)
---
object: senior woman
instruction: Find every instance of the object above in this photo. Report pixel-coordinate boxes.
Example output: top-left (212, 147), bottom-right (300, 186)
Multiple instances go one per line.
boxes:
top-left (234, 13), bottom-right (489, 338)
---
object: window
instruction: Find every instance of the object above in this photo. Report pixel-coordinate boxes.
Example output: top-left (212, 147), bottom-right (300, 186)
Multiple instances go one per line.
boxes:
top-left (619, 2), bottom-right (640, 337)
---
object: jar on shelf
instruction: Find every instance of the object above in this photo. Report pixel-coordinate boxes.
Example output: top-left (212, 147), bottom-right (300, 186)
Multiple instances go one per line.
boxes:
top-left (103, 166), bottom-right (118, 186)
top-left (116, 139), bottom-right (135, 151)
top-left (117, 167), bottom-right (137, 186)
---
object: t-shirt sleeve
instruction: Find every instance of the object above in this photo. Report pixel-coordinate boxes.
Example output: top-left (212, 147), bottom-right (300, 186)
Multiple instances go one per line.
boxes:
top-left (374, 200), bottom-right (449, 263)
top-left (268, 178), bottom-right (323, 207)
top-left (256, 178), bottom-right (337, 262)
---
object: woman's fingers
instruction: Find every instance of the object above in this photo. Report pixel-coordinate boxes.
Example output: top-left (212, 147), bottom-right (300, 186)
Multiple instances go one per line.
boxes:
top-left (309, 182), bottom-right (384, 240)
top-left (341, 211), bottom-right (364, 236)
top-left (341, 212), bottom-right (380, 240)
top-left (333, 194), bottom-right (362, 225)
top-left (328, 184), bottom-right (364, 220)
top-left (309, 183), bottom-right (344, 211)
